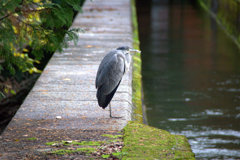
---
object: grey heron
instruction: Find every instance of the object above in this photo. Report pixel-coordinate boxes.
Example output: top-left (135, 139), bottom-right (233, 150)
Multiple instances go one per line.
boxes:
top-left (95, 46), bottom-right (140, 118)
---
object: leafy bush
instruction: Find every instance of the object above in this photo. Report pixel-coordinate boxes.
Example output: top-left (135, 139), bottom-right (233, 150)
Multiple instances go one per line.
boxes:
top-left (0, 0), bottom-right (84, 100)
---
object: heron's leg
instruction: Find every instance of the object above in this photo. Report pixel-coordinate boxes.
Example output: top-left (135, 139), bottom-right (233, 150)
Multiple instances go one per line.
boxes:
top-left (109, 103), bottom-right (122, 119)
top-left (109, 103), bottom-right (112, 118)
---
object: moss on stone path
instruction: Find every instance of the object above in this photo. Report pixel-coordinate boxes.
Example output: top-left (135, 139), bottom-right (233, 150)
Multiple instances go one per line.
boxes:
top-left (122, 121), bottom-right (195, 160)
top-left (43, 133), bottom-right (124, 159)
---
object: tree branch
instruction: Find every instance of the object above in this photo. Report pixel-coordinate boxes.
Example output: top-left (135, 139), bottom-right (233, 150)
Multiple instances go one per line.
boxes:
top-left (0, 13), bottom-right (11, 22)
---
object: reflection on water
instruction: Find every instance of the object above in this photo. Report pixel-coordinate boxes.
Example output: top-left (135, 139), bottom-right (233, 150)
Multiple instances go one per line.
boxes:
top-left (137, 0), bottom-right (240, 159)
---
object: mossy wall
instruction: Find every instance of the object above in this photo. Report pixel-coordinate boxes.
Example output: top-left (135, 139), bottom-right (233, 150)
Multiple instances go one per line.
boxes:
top-left (131, 0), bottom-right (143, 123)
top-left (126, 0), bottom-right (195, 159)
top-left (198, 0), bottom-right (240, 48)
top-left (122, 122), bottom-right (195, 159)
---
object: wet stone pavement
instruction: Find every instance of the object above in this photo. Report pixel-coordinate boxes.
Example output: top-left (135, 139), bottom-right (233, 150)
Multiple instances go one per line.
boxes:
top-left (0, 0), bottom-right (133, 159)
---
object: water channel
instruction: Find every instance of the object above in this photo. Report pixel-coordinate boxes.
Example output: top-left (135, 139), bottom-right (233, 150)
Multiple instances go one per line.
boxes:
top-left (137, 0), bottom-right (240, 159)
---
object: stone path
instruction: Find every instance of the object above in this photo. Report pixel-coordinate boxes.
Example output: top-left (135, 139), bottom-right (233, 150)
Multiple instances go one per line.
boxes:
top-left (0, 0), bottom-right (133, 158)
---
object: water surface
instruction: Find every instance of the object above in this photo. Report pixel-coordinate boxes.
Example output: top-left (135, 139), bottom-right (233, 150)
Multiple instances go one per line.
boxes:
top-left (137, 0), bottom-right (240, 159)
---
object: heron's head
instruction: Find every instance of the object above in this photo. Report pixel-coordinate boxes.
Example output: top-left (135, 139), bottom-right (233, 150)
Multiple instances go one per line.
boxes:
top-left (117, 46), bottom-right (130, 51)
top-left (116, 46), bottom-right (141, 71)
top-left (116, 46), bottom-right (141, 55)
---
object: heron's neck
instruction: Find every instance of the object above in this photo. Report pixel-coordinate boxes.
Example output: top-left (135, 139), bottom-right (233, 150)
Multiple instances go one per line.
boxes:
top-left (124, 58), bottom-right (130, 72)
top-left (117, 53), bottom-right (130, 72)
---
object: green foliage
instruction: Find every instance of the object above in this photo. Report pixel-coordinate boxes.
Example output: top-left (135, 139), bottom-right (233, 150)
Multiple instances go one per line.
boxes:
top-left (0, 0), bottom-right (84, 99)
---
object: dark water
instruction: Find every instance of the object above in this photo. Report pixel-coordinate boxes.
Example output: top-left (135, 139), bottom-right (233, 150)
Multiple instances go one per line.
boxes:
top-left (137, 0), bottom-right (240, 159)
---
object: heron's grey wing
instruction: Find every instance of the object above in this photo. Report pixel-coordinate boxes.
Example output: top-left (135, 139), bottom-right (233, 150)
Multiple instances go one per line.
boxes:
top-left (96, 53), bottom-right (125, 108)
top-left (96, 53), bottom-right (125, 94)
top-left (95, 51), bottom-right (116, 88)
top-left (97, 79), bottom-right (122, 108)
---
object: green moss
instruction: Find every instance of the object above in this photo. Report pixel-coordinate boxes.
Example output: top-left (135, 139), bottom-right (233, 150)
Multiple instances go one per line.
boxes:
top-left (112, 151), bottom-right (127, 159)
top-left (45, 141), bottom-right (58, 146)
top-left (101, 154), bottom-right (110, 159)
top-left (45, 140), bottom-right (103, 146)
top-left (76, 147), bottom-right (96, 153)
top-left (69, 141), bottom-right (103, 146)
top-left (101, 134), bottom-right (123, 143)
top-left (26, 137), bottom-right (37, 141)
top-left (49, 147), bottom-right (96, 155)
top-left (131, 0), bottom-right (143, 123)
top-left (122, 121), bottom-right (195, 159)
top-left (127, 1), bottom-right (195, 159)
top-left (101, 134), bottom-right (123, 139)
top-left (49, 149), bottom-right (76, 155)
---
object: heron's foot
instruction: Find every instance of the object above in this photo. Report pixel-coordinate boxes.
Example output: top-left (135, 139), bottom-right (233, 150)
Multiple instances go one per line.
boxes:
top-left (110, 115), bottom-right (123, 119)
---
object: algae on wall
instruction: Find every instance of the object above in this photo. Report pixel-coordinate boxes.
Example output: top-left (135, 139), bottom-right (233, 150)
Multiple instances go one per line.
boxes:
top-left (131, 0), bottom-right (143, 123)
top-left (198, 0), bottom-right (240, 47)
top-left (126, 0), bottom-right (195, 159)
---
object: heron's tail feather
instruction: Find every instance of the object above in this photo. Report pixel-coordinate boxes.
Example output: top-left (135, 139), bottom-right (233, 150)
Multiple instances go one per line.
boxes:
top-left (97, 81), bottom-right (121, 109)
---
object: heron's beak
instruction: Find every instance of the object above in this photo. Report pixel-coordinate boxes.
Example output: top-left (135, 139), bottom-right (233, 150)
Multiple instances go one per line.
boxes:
top-left (129, 48), bottom-right (141, 53)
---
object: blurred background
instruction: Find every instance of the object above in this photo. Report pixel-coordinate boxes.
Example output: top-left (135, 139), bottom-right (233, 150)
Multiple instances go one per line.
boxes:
top-left (137, 0), bottom-right (240, 159)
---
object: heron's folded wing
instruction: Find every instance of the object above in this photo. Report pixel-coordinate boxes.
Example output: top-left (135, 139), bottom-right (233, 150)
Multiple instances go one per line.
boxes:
top-left (96, 51), bottom-right (115, 88)
top-left (96, 54), bottom-right (125, 95)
